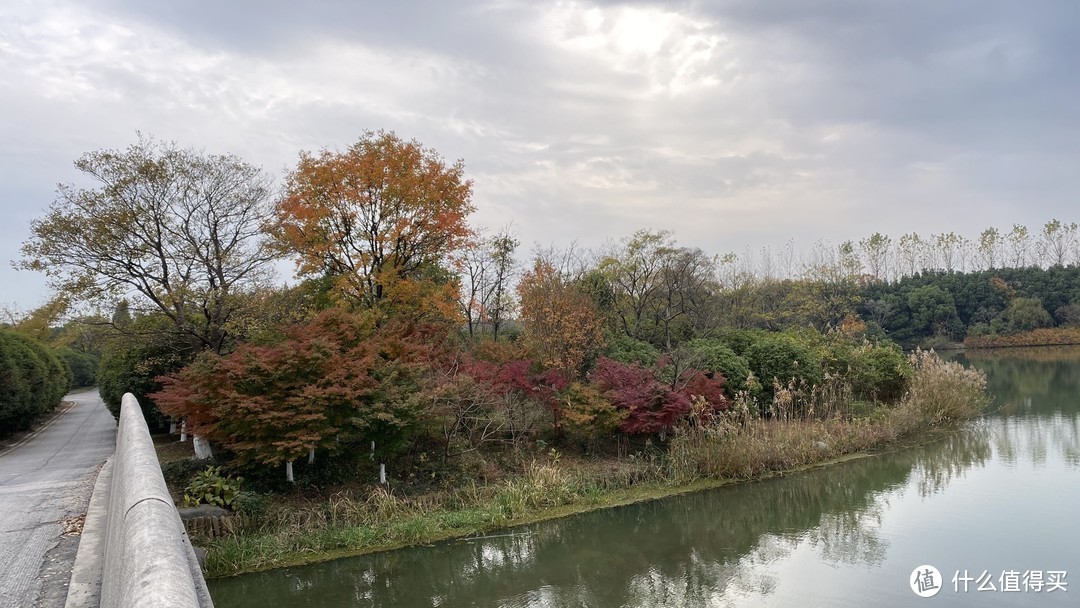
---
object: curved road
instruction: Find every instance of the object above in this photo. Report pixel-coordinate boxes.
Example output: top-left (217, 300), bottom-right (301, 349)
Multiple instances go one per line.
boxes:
top-left (0, 390), bottom-right (116, 607)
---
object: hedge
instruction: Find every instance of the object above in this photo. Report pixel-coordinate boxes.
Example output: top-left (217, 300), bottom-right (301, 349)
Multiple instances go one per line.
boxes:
top-left (0, 331), bottom-right (72, 437)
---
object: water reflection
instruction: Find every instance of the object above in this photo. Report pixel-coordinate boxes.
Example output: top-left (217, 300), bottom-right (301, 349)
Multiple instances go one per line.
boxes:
top-left (211, 426), bottom-right (993, 607)
top-left (961, 347), bottom-right (1080, 468)
top-left (210, 348), bottom-right (1080, 608)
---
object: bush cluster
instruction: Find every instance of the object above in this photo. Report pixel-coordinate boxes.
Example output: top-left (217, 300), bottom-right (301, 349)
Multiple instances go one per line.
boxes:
top-left (97, 319), bottom-right (193, 432)
top-left (0, 331), bottom-right (72, 437)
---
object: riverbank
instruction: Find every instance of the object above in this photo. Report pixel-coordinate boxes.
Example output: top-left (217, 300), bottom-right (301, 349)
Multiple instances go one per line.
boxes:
top-left (193, 350), bottom-right (989, 578)
top-left (964, 327), bottom-right (1080, 349)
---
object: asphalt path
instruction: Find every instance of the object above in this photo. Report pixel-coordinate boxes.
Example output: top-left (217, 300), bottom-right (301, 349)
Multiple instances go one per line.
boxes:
top-left (0, 390), bottom-right (116, 607)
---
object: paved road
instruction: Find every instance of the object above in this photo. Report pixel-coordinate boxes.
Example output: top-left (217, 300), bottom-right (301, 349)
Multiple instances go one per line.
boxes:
top-left (0, 390), bottom-right (116, 607)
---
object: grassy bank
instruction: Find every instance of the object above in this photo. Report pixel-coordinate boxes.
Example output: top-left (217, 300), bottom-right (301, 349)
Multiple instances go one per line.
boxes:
top-left (198, 350), bottom-right (990, 578)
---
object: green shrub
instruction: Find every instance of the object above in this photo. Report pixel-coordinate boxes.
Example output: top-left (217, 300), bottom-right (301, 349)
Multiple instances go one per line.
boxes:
top-left (1003, 297), bottom-right (1054, 333)
top-left (231, 491), bottom-right (271, 519)
top-left (683, 339), bottom-right (751, 395)
top-left (712, 328), bottom-right (768, 356)
top-left (161, 457), bottom-right (215, 491)
top-left (818, 339), bottom-right (910, 404)
top-left (97, 317), bottom-right (193, 432)
top-left (61, 349), bottom-right (99, 387)
top-left (745, 336), bottom-right (823, 397)
top-left (855, 344), bottom-right (910, 403)
top-left (0, 331), bottom-right (71, 437)
top-left (183, 466), bottom-right (243, 509)
top-left (603, 333), bottom-right (660, 367)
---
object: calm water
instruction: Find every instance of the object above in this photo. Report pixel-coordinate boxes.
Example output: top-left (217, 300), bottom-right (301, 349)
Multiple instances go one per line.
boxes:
top-left (209, 348), bottom-right (1080, 607)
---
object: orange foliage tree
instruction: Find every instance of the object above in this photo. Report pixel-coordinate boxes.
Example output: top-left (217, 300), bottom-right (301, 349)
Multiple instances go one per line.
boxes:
top-left (517, 259), bottom-right (604, 378)
top-left (269, 131), bottom-right (475, 311)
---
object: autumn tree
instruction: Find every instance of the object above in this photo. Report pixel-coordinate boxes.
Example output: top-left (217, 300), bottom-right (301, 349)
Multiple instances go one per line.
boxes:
top-left (517, 258), bottom-right (604, 378)
top-left (599, 230), bottom-right (669, 344)
top-left (19, 136), bottom-right (277, 354)
top-left (428, 353), bottom-right (567, 452)
top-left (270, 131), bottom-right (475, 310)
top-left (589, 357), bottom-right (727, 436)
top-left (154, 308), bottom-right (438, 468)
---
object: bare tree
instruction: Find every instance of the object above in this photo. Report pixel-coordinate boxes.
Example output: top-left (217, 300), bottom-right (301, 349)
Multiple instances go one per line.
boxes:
top-left (859, 233), bottom-right (891, 281)
top-left (1038, 219), bottom-right (1078, 268)
top-left (1007, 224), bottom-right (1031, 268)
top-left (976, 227), bottom-right (1002, 270)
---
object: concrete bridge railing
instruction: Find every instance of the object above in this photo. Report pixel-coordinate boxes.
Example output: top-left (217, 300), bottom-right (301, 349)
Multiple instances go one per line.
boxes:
top-left (99, 393), bottom-right (214, 608)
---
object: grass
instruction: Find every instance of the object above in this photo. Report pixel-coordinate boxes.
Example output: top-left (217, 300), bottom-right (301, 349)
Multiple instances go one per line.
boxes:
top-left (153, 434), bottom-right (198, 464)
top-left (197, 350), bottom-right (990, 578)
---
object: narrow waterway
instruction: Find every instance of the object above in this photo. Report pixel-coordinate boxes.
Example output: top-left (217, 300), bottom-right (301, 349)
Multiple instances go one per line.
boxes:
top-left (209, 347), bottom-right (1080, 607)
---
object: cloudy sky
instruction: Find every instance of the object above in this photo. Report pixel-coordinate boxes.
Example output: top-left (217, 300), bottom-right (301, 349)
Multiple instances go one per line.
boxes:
top-left (2, 0), bottom-right (1079, 310)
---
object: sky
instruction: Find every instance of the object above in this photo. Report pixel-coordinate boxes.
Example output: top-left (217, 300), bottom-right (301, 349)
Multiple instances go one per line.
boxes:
top-left (2, 0), bottom-right (1079, 311)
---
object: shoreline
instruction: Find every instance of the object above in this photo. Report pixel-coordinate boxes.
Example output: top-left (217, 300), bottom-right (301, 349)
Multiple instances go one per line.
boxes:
top-left (201, 426), bottom-right (959, 579)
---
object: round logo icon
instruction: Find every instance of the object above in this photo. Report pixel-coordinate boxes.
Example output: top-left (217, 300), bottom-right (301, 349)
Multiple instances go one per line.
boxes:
top-left (910, 565), bottom-right (943, 598)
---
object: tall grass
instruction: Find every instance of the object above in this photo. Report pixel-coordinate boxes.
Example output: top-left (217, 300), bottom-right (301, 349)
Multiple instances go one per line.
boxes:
top-left (891, 349), bottom-right (991, 429)
top-left (668, 349), bottom-right (989, 482)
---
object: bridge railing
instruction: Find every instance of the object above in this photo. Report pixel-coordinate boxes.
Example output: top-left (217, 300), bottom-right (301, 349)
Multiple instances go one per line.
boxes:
top-left (100, 393), bottom-right (213, 608)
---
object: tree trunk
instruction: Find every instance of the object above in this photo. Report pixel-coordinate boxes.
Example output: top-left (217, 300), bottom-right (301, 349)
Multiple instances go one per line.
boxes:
top-left (193, 435), bottom-right (213, 460)
top-left (286, 461), bottom-right (295, 483)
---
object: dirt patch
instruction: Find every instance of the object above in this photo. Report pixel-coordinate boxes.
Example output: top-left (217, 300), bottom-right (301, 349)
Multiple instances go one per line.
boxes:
top-left (61, 515), bottom-right (85, 537)
top-left (35, 534), bottom-right (80, 608)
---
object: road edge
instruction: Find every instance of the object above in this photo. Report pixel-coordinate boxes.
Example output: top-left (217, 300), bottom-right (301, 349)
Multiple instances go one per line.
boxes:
top-left (64, 456), bottom-right (113, 608)
top-left (0, 399), bottom-right (78, 456)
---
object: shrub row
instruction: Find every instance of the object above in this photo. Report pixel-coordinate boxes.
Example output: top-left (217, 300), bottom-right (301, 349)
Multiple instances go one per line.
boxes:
top-left (0, 331), bottom-right (72, 437)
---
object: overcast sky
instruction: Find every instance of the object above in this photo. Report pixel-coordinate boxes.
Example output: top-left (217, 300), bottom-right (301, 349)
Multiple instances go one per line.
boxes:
top-left (3, 0), bottom-right (1079, 311)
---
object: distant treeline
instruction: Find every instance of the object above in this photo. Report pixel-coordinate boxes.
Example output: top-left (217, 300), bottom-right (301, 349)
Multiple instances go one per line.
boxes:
top-left (861, 266), bottom-right (1080, 347)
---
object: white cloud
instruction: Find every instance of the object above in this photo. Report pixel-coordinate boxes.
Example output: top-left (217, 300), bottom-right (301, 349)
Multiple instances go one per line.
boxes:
top-left (2, 0), bottom-right (1079, 309)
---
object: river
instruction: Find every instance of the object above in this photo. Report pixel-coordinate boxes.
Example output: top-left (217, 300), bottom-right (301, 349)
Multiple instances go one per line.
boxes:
top-left (208, 347), bottom-right (1080, 607)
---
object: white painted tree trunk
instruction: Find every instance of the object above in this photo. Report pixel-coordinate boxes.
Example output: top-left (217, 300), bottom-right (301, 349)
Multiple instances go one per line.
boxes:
top-left (286, 460), bottom-right (295, 483)
top-left (179, 420), bottom-right (187, 442)
top-left (379, 463), bottom-right (386, 485)
top-left (308, 447), bottom-right (315, 464)
top-left (193, 434), bottom-right (213, 460)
